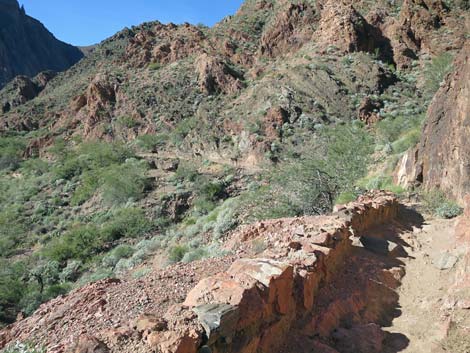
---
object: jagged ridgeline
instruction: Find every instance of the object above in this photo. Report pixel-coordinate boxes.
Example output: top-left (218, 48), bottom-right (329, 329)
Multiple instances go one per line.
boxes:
top-left (0, 0), bottom-right (468, 342)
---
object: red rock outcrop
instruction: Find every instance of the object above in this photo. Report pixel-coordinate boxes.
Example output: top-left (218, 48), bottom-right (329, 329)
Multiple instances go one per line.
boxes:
top-left (395, 43), bottom-right (470, 202)
top-left (141, 192), bottom-right (401, 353)
top-left (126, 22), bottom-right (206, 67)
top-left (314, 0), bottom-right (376, 54)
top-left (195, 54), bottom-right (244, 95)
top-left (357, 96), bottom-right (383, 125)
top-left (260, 2), bottom-right (317, 57)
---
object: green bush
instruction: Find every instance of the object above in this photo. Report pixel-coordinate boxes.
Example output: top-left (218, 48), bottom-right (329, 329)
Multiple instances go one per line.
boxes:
top-left (0, 261), bottom-right (27, 324)
top-left (44, 225), bottom-right (102, 263)
top-left (102, 245), bottom-right (135, 268)
top-left (101, 207), bottom-right (153, 240)
top-left (168, 245), bottom-right (189, 263)
top-left (100, 160), bottom-right (149, 205)
top-left (436, 202), bottom-right (463, 219)
top-left (137, 133), bottom-right (169, 151)
top-left (0, 137), bottom-right (26, 171)
top-left (243, 123), bottom-right (373, 219)
top-left (421, 190), bottom-right (463, 218)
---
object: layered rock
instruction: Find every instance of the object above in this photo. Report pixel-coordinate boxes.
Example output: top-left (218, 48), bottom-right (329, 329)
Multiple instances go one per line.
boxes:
top-left (260, 2), bottom-right (317, 57)
top-left (0, 0), bottom-right (83, 88)
top-left (138, 192), bottom-right (400, 353)
top-left (395, 43), bottom-right (470, 202)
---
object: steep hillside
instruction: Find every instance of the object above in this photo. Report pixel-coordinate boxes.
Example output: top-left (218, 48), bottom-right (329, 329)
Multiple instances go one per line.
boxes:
top-left (0, 0), bottom-right (83, 89)
top-left (0, 0), bottom-right (468, 348)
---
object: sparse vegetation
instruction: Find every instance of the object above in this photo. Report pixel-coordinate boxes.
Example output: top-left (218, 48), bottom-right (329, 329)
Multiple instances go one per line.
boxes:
top-left (424, 52), bottom-right (454, 98)
top-left (420, 190), bottom-right (463, 219)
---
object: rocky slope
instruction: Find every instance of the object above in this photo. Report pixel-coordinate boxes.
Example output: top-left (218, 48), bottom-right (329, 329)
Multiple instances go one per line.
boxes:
top-left (0, 0), bottom-right (83, 89)
top-left (0, 192), bottom-right (411, 353)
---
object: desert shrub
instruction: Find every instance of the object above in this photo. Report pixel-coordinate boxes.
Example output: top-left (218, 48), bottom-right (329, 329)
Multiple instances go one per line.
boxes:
top-left (358, 176), bottom-right (405, 194)
top-left (101, 245), bottom-right (135, 268)
top-left (212, 204), bottom-right (238, 239)
top-left (2, 341), bottom-right (45, 353)
top-left (421, 190), bottom-right (463, 218)
top-left (148, 62), bottom-right (161, 70)
top-left (100, 160), bottom-right (149, 205)
top-left (59, 260), bottom-right (83, 282)
top-left (53, 141), bottom-right (134, 181)
top-left (101, 207), bottom-right (153, 240)
top-left (116, 116), bottom-right (138, 128)
top-left (136, 133), bottom-right (169, 151)
top-left (424, 52), bottom-right (454, 98)
top-left (29, 261), bottom-right (60, 289)
top-left (375, 114), bottom-right (424, 147)
top-left (77, 268), bottom-right (115, 286)
top-left (335, 191), bottom-right (358, 205)
top-left (0, 207), bottom-right (28, 256)
top-left (174, 162), bottom-right (199, 182)
top-left (436, 202), bottom-right (463, 219)
top-left (0, 136), bottom-right (26, 171)
top-left (132, 267), bottom-right (152, 279)
top-left (43, 225), bottom-right (102, 263)
top-left (243, 123), bottom-right (373, 219)
top-left (171, 117), bottom-right (198, 144)
top-left (0, 261), bottom-right (27, 324)
top-left (168, 245), bottom-right (189, 263)
top-left (181, 248), bottom-right (208, 263)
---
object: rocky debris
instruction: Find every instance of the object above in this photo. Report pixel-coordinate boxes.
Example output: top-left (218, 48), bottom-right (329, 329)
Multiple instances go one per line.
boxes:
top-left (357, 96), bottom-right (383, 125)
top-left (0, 258), bottom-right (234, 352)
top-left (260, 2), bottom-right (317, 57)
top-left (126, 22), bottom-right (206, 67)
top-left (69, 335), bottom-right (110, 353)
top-left (195, 54), bottom-right (244, 95)
top-left (395, 43), bottom-right (470, 202)
top-left (263, 106), bottom-right (289, 140)
top-left (433, 252), bottom-right (459, 270)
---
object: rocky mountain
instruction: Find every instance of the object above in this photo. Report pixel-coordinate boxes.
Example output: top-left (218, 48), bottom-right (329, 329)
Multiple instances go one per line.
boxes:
top-left (0, 0), bottom-right (83, 89)
top-left (0, 0), bottom-right (469, 352)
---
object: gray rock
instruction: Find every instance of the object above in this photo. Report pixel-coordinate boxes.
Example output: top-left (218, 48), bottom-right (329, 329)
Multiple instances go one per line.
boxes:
top-left (433, 252), bottom-right (458, 270)
top-left (193, 303), bottom-right (239, 345)
top-left (360, 236), bottom-right (400, 256)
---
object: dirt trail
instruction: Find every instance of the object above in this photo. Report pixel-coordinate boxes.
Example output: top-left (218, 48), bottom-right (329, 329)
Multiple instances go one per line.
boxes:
top-left (382, 214), bottom-right (459, 353)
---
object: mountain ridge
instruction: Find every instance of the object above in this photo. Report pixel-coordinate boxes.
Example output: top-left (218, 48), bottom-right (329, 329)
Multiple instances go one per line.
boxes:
top-left (0, 0), bottom-right (83, 89)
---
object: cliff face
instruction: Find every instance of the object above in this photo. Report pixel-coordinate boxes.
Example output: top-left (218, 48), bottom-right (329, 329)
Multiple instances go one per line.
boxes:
top-left (0, 0), bottom-right (83, 89)
top-left (395, 43), bottom-right (470, 203)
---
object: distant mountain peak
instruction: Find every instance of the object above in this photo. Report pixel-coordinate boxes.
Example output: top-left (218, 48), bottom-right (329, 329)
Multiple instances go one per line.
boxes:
top-left (0, 0), bottom-right (83, 88)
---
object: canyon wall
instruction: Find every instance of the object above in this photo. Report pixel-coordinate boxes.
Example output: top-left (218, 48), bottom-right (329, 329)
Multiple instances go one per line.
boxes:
top-left (395, 43), bottom-right (470, 203)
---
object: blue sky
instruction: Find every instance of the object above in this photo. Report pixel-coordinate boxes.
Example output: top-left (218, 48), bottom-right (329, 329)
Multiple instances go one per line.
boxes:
top-left (20, 1), bottom-right (244, 46)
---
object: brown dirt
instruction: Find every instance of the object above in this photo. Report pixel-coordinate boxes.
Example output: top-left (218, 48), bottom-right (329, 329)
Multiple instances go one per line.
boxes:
top-left (381, 215), bottom-right (464, 353)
